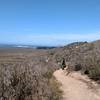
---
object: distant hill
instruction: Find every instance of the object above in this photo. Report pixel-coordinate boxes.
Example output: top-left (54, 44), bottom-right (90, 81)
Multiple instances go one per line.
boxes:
top-left (0, 44), bottom-right (56, 49)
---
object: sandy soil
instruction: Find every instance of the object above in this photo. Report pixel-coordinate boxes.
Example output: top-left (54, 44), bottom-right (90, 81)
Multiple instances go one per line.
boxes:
top-left (53, 69), bottom-right (100, 100)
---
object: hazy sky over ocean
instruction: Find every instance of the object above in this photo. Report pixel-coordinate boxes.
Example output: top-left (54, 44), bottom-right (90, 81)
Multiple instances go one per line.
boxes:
top-left (0, 0), bottom-right (100, 46)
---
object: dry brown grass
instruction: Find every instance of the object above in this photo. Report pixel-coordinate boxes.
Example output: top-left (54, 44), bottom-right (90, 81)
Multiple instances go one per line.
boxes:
top-left (49, 76), bottom-right (63, 100)
top-left (0, 48), bottom-right (62, 100)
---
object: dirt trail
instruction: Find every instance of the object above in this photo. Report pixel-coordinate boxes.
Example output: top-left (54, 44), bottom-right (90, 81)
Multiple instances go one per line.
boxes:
top-left (53, 69), bottom-right (100, 100)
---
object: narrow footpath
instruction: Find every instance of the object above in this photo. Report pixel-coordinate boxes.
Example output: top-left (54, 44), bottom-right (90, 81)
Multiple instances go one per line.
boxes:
top-left (53, 69), bottom-right (100, 100)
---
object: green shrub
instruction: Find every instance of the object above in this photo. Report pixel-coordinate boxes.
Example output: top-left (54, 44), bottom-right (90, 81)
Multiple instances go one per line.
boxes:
top-left (83, 52), bottom-right (100, 81)
top-left (89, 66), bottom-right (100, 81)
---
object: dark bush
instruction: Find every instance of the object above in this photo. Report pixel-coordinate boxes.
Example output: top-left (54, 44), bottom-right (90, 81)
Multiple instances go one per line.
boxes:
top-left (84, 70), bottom-right (89, 75)
top-left (74, 64), bottom-right (82, 71)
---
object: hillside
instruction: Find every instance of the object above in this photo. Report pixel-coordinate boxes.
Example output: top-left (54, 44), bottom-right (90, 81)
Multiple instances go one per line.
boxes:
top-left (0, 40), bottom-right (100, 100)
top-left (51, 40), bottom-right (100, 82)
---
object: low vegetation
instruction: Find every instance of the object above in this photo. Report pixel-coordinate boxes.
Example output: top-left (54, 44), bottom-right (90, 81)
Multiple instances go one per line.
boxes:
top-left (53, 40), bottom-right (100, 82)
top-left (0, 48), bottom-right (62, 100)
